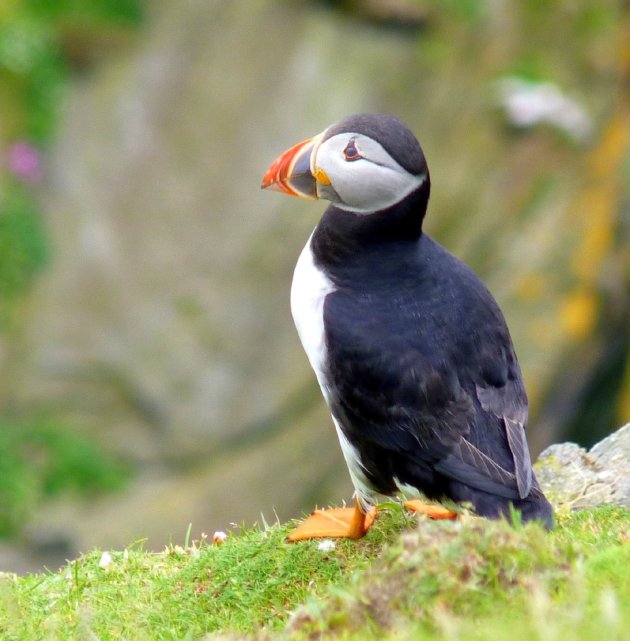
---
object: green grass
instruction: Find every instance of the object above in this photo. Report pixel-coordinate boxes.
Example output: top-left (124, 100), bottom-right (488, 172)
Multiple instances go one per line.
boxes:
top-left (0, 504), bottom-right (628, 640)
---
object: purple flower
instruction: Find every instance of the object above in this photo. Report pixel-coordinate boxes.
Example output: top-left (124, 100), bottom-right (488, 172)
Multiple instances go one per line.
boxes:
top-left (6, 141), bottom-right (42, 183)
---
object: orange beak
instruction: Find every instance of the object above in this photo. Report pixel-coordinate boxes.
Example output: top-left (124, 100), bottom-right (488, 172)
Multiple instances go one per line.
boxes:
top-left (261, 134), bottom-right (321, 199)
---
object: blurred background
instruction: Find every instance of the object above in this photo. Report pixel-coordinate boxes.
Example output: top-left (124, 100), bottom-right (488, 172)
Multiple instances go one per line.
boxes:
top-left (0, 0), bottom-right (628, 572)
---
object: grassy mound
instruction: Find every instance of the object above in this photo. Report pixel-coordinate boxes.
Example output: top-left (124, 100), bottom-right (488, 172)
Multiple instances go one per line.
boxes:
top-left (0, 505), bottom-right (627, 640)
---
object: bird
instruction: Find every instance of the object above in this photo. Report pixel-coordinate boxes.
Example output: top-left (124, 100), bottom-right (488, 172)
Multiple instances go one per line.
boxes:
top-left (261, 113), bottom-right (553, 540)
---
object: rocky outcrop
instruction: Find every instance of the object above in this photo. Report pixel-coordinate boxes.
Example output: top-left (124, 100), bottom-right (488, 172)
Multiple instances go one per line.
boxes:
top-left (536, 423), bottom-right (630, 509)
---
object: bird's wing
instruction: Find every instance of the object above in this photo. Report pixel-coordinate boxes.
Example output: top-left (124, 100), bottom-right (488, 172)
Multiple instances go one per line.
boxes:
top-left (473, 342), bottom-right (532, 499)
top-left (433, 435), bottom-right (525, 499)
top-left (324, 287), bottom-right (532, 501)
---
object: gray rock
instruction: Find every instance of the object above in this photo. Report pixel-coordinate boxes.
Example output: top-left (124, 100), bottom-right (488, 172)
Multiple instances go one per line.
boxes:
top-left (535, 423), bottom-right (630, 509)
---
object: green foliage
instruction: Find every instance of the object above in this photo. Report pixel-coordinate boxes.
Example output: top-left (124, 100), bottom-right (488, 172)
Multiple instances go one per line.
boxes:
top-left (0, 0), bottom-right (145, 289)
top-left (0, 417), bottom-right (129, 536)
top-left (0, 0), bottom-right (143, 542)
top-left (0, 184), bottom-right (48, 322)
top-left (0, 506), bottom-right (627, 640)
top-left (25, 0), bottom-right (143, 25)
top-left (0, 0), bottom-right (144, 314)
top-left (0, 14), bottom-right (63, 143)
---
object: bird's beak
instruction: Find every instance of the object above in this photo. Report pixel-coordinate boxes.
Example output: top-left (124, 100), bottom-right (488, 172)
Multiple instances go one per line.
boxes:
top-left (261, 132), bottom-right (326, 199)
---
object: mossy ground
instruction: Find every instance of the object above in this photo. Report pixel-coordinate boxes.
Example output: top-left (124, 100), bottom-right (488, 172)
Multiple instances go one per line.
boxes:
top-left (0, 504), bottom-right (628, 640)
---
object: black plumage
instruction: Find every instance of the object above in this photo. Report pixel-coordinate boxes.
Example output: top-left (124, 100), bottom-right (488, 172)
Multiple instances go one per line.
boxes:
top-left (309, 116), bottom-right (553, 528)
top-left (262, 113), bottom-right (553, 532)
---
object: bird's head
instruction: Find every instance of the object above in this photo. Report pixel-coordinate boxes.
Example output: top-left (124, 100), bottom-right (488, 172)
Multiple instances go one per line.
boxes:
top-left (261, 114), bottom-right (429, 215)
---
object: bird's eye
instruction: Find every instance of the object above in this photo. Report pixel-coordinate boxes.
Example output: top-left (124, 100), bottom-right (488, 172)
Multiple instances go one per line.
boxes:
top-left (343, 140), bottom-right (362, 161)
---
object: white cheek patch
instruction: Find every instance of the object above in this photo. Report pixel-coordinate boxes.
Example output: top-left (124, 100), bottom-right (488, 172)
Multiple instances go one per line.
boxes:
top-left (333, 163), bottom-right (423, 214)
top-left (315, 133), bottom-right (425, 214)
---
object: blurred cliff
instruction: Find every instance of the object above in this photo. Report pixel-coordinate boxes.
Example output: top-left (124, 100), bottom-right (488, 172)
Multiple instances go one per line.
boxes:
top-left (0, 0), bottom-right (628, 569)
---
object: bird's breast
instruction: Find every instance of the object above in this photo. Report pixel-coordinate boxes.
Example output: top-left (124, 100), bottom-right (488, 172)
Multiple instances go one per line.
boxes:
top-left (290, 233), bottom-right (336, 390)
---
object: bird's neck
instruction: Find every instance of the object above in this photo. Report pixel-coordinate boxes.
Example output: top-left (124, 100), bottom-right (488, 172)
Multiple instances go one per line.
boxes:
top-left (310, 182), bottom-right (430, 273)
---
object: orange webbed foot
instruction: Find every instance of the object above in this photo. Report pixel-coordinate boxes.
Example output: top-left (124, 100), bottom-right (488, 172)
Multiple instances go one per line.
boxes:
top-left (288, 499), bottom-right (376, 541)
top-left (404, 499), bottom-right (458, 520)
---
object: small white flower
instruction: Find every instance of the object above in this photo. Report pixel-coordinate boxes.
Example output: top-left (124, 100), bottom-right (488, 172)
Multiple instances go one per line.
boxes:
top-left (212, 530), bottom-right (227, 545)
top-left (98, 551), bottom-right (113, 569)
top-left (317, 540), bottom-right (336, 552)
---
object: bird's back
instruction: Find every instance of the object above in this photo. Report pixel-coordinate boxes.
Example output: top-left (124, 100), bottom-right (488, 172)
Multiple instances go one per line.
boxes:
top-left (318, 232), bottom-right (552, 527)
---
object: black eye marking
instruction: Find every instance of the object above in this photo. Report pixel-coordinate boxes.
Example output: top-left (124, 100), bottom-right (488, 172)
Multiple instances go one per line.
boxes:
top-left (343, 139), bottom-right (362, 162)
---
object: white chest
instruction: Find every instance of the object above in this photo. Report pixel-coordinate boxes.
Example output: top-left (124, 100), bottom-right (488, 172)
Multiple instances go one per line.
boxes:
top-left (290, 234), bottom-right (336, 387)
top-left (290, 234), bottom-right (376, 506)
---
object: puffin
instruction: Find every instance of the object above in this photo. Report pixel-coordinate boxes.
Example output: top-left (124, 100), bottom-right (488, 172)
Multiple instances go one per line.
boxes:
top-left (261, 113), bottom-right (553, 539)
